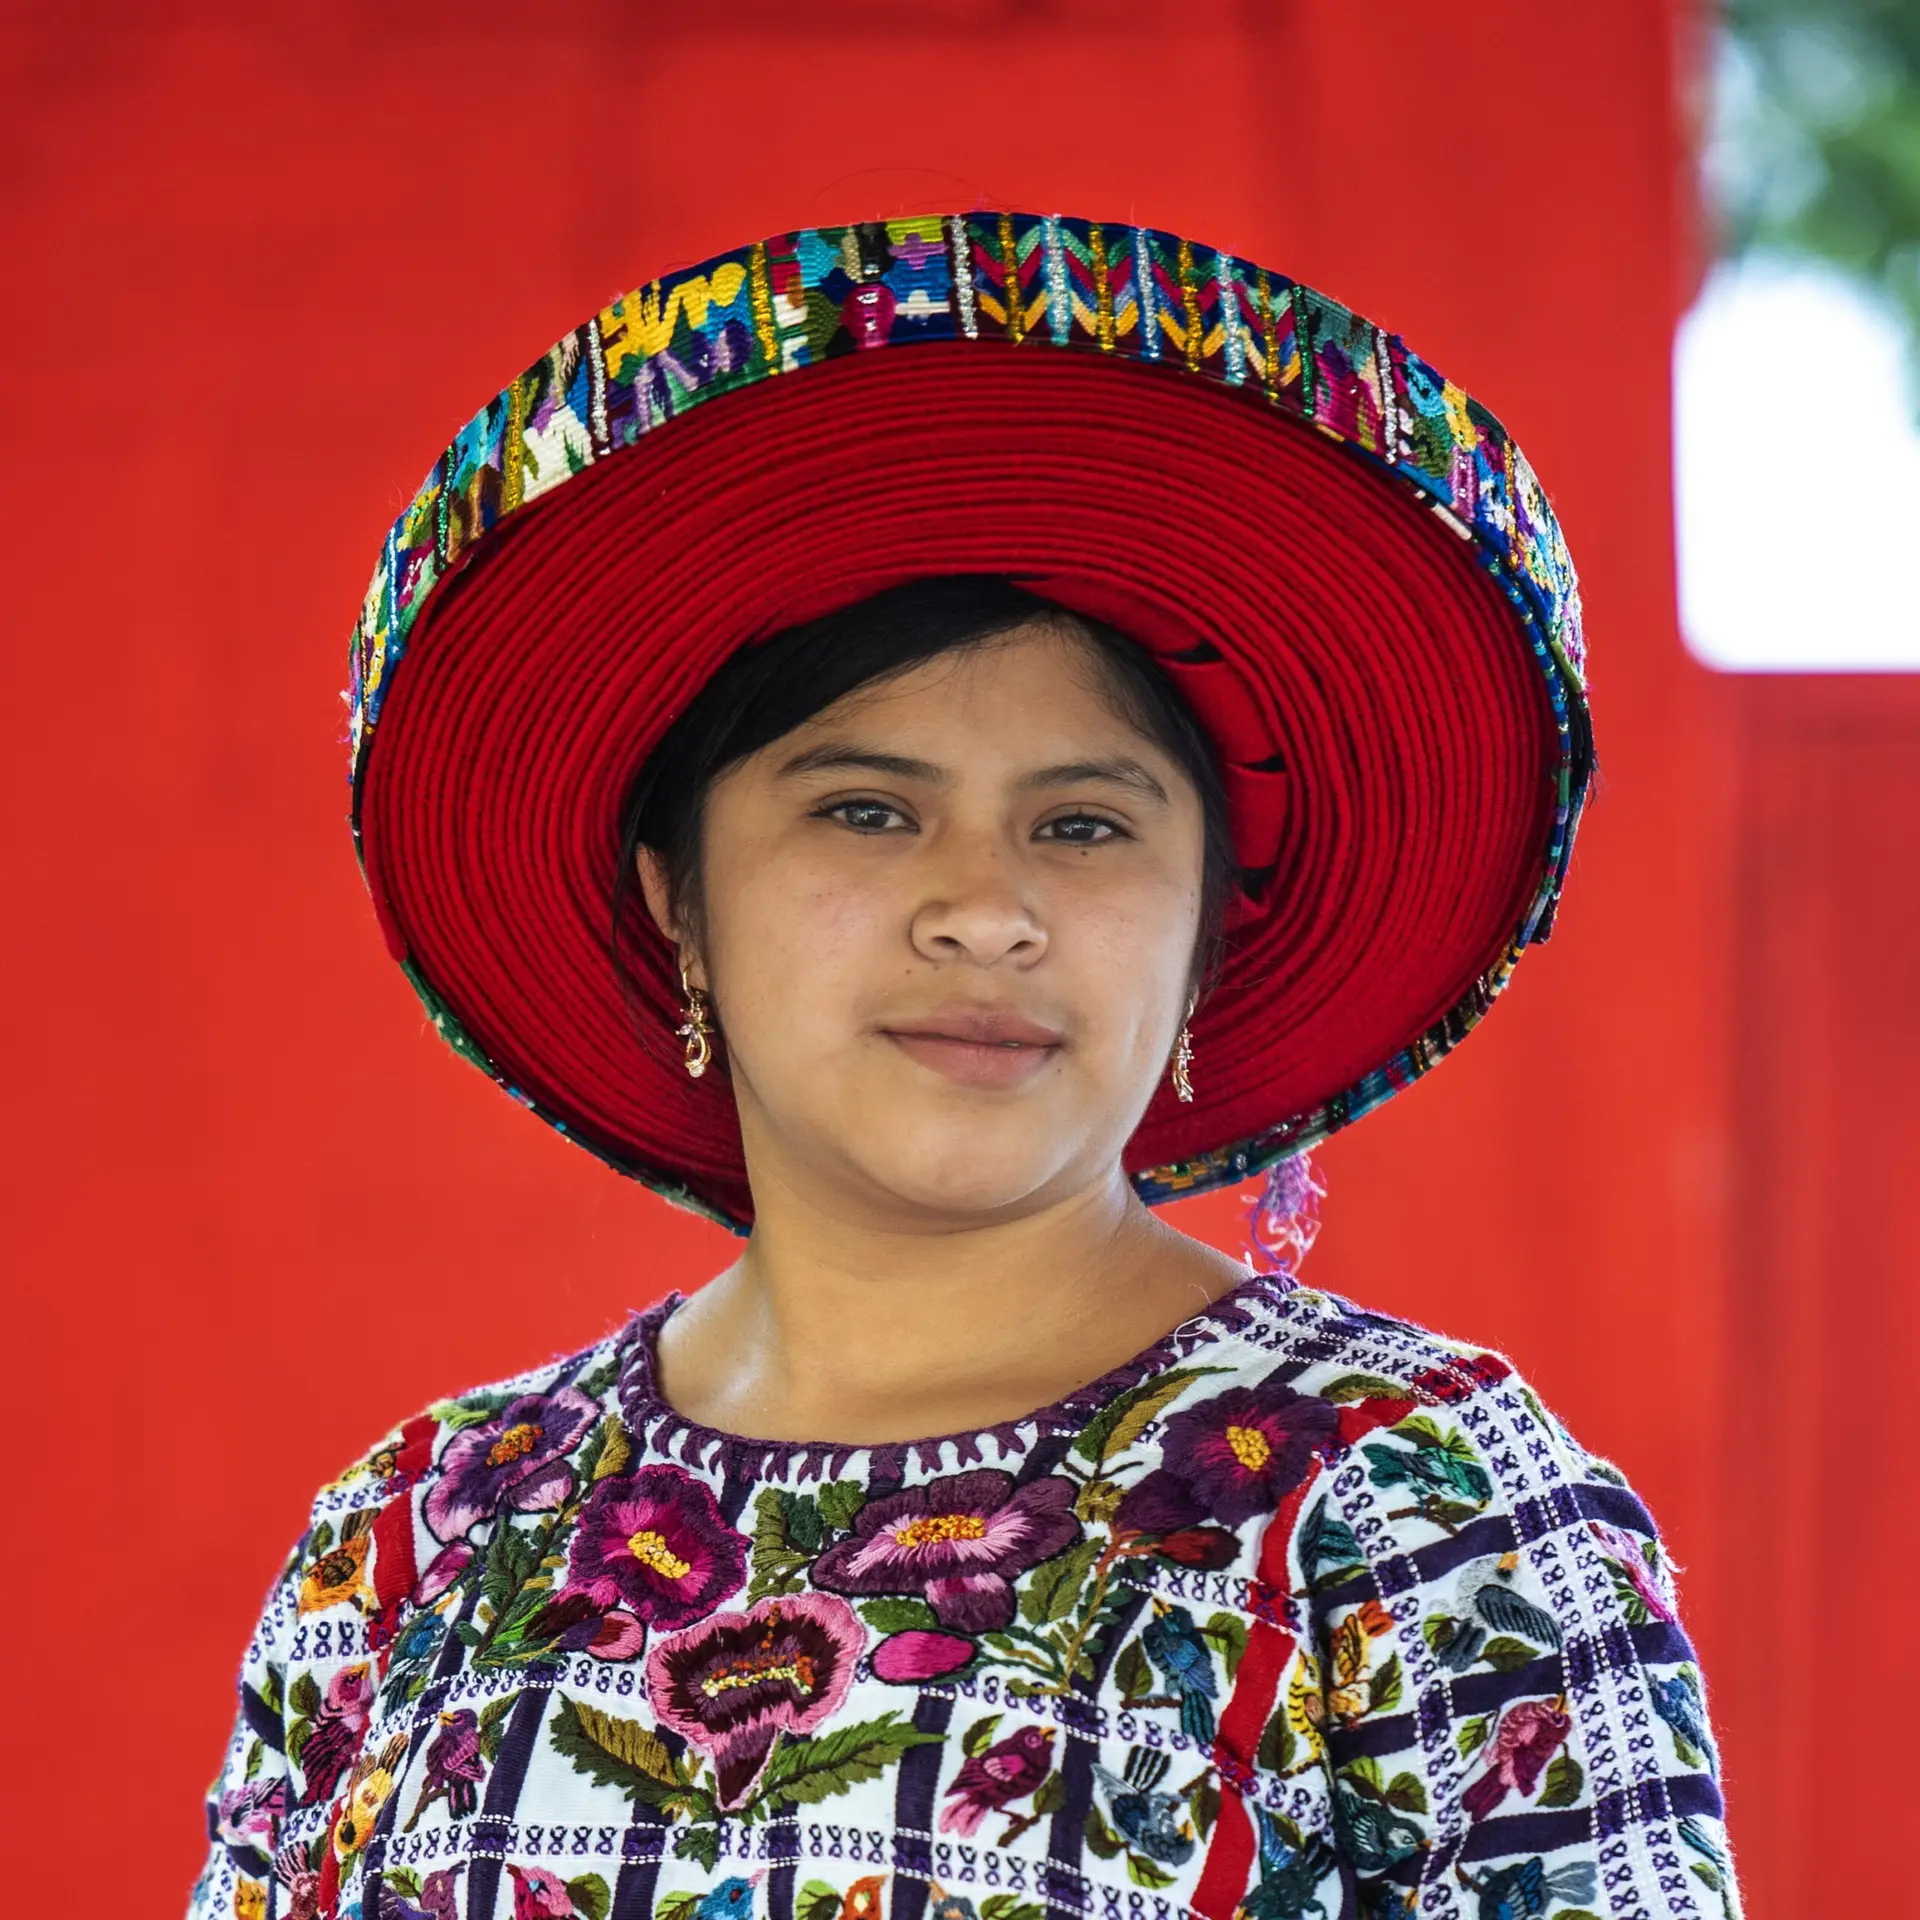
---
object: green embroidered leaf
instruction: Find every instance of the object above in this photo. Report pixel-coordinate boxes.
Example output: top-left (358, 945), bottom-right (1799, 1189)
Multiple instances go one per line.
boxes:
top-left (1126, 1853), bottom-right (1179, 1890)
top-left (979, 1898), bottom-right (1045, 1920)
top-left (961, 1713), bottom-right (1003, 1758)
top-left (549, 1696), bottom-right (713, 1820)
top-left (1073, 1367), bottom-right (1230, 1464)
top-left (1256, 1706), bottom-right (1295, 1773)
top-left (1031, 1769), bottom-right (1066, 1815)
top-left (1341, 1754), bottom-right (1386, 1799)
top-left (1369, 1651), bottom-right (1404, 1714)
top-left (574, 1353), bottom-right (623, 1400)
top-left (1019, 1537), bottom-right (1101, 1626)
top-left (1423, 1615), bottom-right (1461, 1656)
top-left (817, 1481), bottom-right (867, 1533)
top-left (796, 1883), bottom-right (842, 1920)
top-left (308, 1521), bottom-right (335, 1558)
top-left (784, 1494), bottom-right (825, 1555)
top-left (1430, 1498), bottom-right (1487, 1531)
top-left (385, 1868), bottom-right (423, 1899)
top-left (1457, 1714), bottom-right (1491, 1759)
top-left (747, 1487), bottom-right (812, 1602)
top-left (754, 1713), bottom-right (944, 1806)
top-left (674, 1825), bottom-right (722, 1873)
top-left (1083, 1806), bottom-right (1125, 1859)
top-left (1319, 1373), bottom-right (1408, 1404)
top-left (1537, 1751), bottom-right (1584, 1810)
top-left (259, 1664), bottom-right (285, 1717)
top-left (1073, 1477), bottom-right (1125, 1525)
top-left (859, 1597), bottom-right (942, 1634)
top-left (588, 1416), bottom-right (631, 1483)
top-left (477, 1694), bottom-right (517, 1763)
top-left (1689, 1861), bottom-right (1725, 1893)
top-left (1560, 1913), bottom-right (1605, 1920)
top-left (567, 1875), bottom-right (612, 1920)
top-left (1480, 1635), bottom-right (1540, 1673)
top-left (289, 1672), bottom-right (321, 1721)
top-left (286, 1718), bottom-right (312, 1765)
top-left (244, 1739), bottom-right (263, 1782)
top-left (1392, 1414), bottom-right (1449, 1449)
top-left (1188, 1772), bottom-right (1222, 1838)
top-left (1114, 1639), bottom-right (1154, 1703)
top-left (1202, 1611), bottom-right (1249, 1683)
top-left (1383, 1771), bottom-right (1427, 1814)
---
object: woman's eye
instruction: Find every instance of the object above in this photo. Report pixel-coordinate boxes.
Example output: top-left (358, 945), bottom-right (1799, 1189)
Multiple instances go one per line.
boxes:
top-left (1036, 813), bottom-right (1127, 845)
top-left (820, 799), bottom-right (913, 834)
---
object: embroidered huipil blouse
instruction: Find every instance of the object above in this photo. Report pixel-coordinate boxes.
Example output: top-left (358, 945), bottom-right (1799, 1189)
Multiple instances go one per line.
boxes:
top-left (190, 1276), bottom-right (1739, 1920)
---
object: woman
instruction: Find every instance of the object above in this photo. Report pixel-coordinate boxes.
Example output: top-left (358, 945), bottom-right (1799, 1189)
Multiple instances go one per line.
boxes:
top-left (192, 214), bottom-right (1737, 1920)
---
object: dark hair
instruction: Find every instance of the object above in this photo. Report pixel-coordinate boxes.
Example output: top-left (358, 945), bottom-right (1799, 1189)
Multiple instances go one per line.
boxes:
top-left (611, 575), bottom-right (1234, 1004)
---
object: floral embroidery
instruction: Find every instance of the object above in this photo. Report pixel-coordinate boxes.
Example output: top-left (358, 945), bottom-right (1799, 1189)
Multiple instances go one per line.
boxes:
top-left (424, 1387), bottom-right (599, 1540)
top-left (811, 1470), bottom-right (1079, 1631)
top-left (189, 1279), bottom-right (1739, 1920)
top-left (646, 1592), bottom-right (864, 1808)
top-left (563, 1464), bottom-right (748, 1629)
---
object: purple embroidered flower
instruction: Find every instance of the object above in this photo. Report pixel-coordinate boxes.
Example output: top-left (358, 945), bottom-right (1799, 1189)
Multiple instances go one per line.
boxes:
top-left (811, 1469), bottom-right (1080, 1632)
top-left (646, 1593), bottom-right (863, 1809)
top-left (562, 1464), bottom-right (747, 1630)
top-left (423, 1388), bottom-right (599, 1541)
top-left (1117, 1381), bottom-right (1340, 1532)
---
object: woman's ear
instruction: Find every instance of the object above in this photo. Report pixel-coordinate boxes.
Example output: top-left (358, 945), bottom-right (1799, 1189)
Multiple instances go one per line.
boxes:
top-left (635, 848), bottom-right (683, 947)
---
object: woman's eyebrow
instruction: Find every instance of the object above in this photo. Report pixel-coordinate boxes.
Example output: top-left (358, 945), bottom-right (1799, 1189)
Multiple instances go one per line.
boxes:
top-left (777, 743), bottom-right (948, 783)
top-left (1021, 757), bottom-right (1171, 805)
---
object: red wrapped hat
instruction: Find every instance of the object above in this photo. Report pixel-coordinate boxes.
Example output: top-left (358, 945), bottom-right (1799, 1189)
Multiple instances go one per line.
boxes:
top-left (348, 213), bottom-right (1592, 1231)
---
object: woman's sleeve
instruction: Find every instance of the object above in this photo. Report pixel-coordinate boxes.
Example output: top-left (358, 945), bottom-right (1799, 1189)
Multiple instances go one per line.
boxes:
top-left (1294, 1358), bottom-right (1740, 1918)
top-left (185, 1533), bottom-right (307, 1919)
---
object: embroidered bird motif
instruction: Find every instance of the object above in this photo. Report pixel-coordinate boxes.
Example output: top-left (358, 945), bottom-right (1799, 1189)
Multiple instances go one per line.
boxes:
top-left (1456, 1856), bottom-right (1597, 1920)
top-left (939, 1725), bottom-right (1054, 1837)
top-left (405, 1709), bottom-right (485, 1828)
top-left (296, 1662), bottom-right (375, 1806)
top-left (834, 1875), bottom-right (887, 1920)
top-left (1461, 1696), bottom-right (1573, 1820)
top-left (1141, 1599), bottom-right (1218, 1743)
top-left (697, 1877), bottom-right (765, 1920)
top-left (1429, 1554), bottom-right (1563, 1671)
top-left (1331, 1779), bottom-right (1425, 1875)
top-left (1650, 1669), bottom-right (1717, 1772)
top-left (1091, 1748), bottom-right (1195, 1866)
top-left (1238, 1802), bottom-right (1336, 1920)
top-left (506, 1864), bottom-right (584, 1919)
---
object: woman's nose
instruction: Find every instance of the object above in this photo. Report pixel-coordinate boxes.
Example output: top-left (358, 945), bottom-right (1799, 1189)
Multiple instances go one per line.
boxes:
top-left (907, 844), bottom-right (1047, 967)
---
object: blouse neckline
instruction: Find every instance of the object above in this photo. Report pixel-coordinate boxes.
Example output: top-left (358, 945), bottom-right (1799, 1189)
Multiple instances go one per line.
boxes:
top-left (614, 1266), bottom-right (1294, 1483)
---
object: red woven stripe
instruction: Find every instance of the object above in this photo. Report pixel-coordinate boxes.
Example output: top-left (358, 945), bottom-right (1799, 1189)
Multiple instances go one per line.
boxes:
top-left (1191, 1396), bottom-right (1416, 1919)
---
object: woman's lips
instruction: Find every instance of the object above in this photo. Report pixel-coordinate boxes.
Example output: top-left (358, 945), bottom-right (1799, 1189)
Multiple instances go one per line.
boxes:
top-left (879, 1011), bottom-right (1065, 1090)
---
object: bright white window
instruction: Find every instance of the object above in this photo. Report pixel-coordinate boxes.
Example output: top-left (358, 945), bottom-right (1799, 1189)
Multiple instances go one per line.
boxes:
top-left (1675, 259), bottom-right (1920, 671)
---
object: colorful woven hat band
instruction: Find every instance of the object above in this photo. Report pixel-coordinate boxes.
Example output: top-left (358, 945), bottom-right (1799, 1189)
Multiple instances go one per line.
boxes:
top-left (348, 215), bottom-right (1591, 1231)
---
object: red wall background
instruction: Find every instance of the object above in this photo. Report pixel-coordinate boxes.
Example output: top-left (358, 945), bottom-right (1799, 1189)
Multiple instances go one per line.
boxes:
top-left (3, 4), bottom-right (1914, 1913)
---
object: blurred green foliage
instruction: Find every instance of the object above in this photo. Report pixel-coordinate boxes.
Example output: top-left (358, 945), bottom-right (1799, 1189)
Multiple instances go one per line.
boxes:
top-left (1713, 0), bottom-right (1920, 397)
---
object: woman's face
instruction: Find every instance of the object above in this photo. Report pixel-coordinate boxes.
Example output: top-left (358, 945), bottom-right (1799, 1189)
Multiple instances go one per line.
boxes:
top-left (657, 625), bottom-right (1208, 1228)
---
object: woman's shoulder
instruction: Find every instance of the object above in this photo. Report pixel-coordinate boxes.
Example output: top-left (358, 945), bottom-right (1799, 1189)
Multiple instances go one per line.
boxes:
top-left (280, 1322), bottom-right (634, 1629)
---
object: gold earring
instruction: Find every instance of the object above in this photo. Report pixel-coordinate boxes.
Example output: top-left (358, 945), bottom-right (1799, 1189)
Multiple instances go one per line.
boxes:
top-left (677, 960), bottom-right (715, 1080)
top-left (1171, 1014), bottom-right (1196, 1104)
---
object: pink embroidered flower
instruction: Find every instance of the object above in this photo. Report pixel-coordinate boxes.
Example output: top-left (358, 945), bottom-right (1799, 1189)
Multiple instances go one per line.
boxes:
top-left (563, 1464), bottom-right (747, 1630)
top-left (423, 1389), bottom-right (599, 1541)
top-left (810, 1469), bottom-right (1080, 1632)
top-left (870, 1629), bottom-right (976, 1684)
top-left (646, 1594), bottom-right (864, 1809)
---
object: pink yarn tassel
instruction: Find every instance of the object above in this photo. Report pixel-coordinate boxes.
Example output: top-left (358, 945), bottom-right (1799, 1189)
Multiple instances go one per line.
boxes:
top-left (1246, 1151), bottom-right (1325, 1277)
